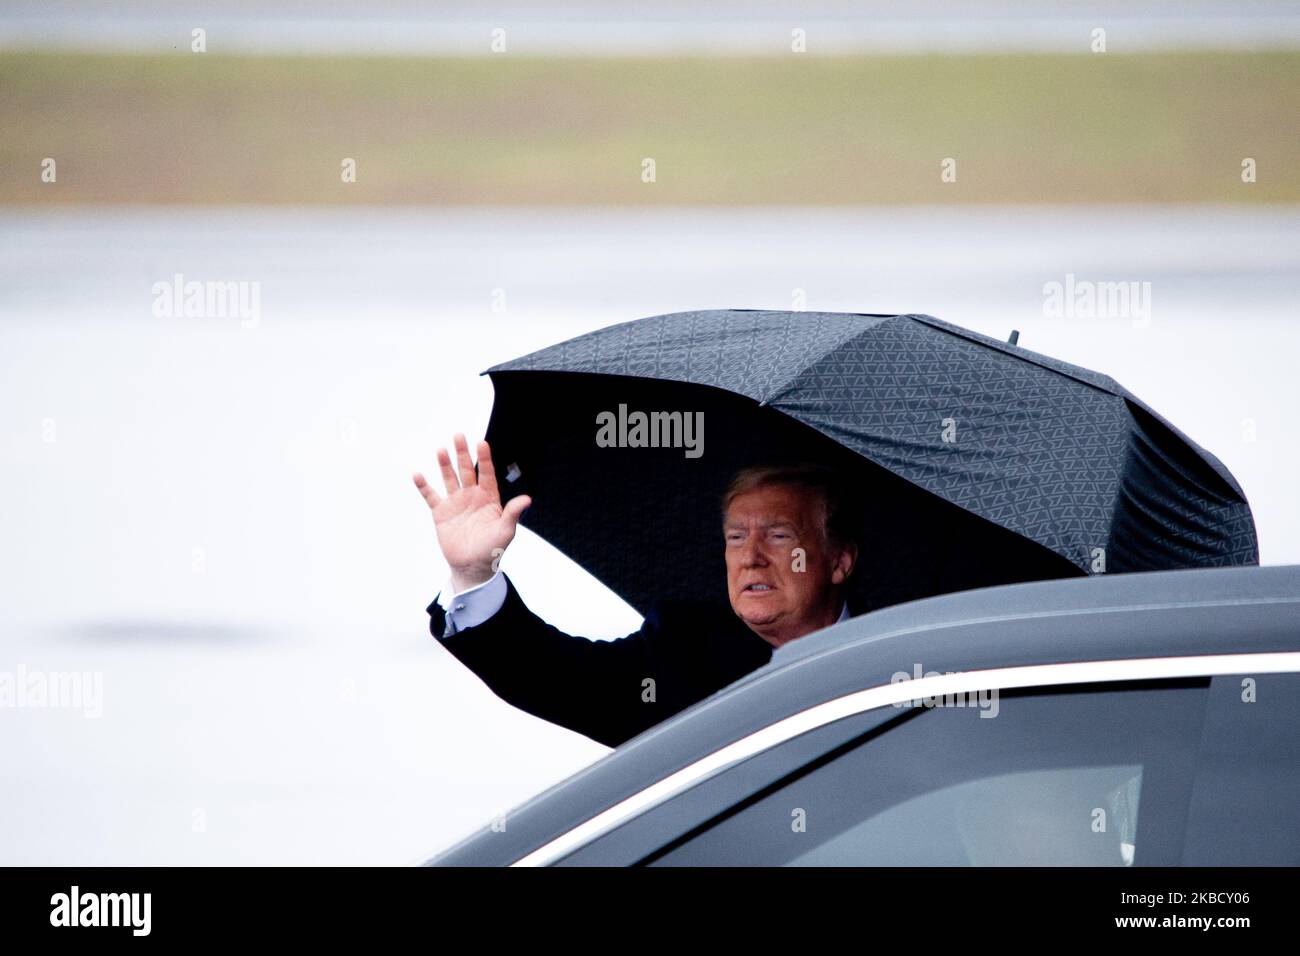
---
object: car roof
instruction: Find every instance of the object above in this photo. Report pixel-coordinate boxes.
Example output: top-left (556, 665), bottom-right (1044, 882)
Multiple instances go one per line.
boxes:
top-left (427, 564), bottom-right (1300, 866)
top-left (766, 560), bottom-right (1300, 673)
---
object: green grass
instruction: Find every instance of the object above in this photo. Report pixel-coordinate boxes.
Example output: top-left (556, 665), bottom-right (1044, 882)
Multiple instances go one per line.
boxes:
top-left (1, 51), bottom-right (1297, 204)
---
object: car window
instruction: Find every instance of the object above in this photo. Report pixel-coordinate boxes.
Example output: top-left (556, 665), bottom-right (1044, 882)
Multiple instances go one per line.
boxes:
top-left (1183, 672), bottom-right (1300, 864)
top-left (552, 705), bottom-right (905, 866)
top-left (785, 764), bottom-right (1144, 866)
top-left (646, 678), bottom-right (1209, 866)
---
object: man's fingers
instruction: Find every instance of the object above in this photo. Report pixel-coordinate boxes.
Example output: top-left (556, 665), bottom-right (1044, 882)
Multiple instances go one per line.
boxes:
top-left (412, 471), bottom-right (441, 510)
top-left (476, 440), bottom-right (501, 503)
top-left (453, 433), bottom-right (477, 488)
top-left (501, 494), bottom-right (532, 528)
top-left (437, 446), bottom-right (460, 495)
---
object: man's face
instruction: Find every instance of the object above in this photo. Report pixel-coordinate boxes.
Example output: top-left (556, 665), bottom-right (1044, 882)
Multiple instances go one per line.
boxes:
top-left (723, 483), bottom-right (850, 645)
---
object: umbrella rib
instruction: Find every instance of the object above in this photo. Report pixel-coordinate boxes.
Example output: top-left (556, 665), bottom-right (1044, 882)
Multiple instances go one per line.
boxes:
top-left (756, 313), bottom-right (894, 406)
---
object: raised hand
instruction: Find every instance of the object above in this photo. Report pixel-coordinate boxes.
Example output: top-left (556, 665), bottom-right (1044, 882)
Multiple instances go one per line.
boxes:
top-left (413, 434), bottom-right (532, 593)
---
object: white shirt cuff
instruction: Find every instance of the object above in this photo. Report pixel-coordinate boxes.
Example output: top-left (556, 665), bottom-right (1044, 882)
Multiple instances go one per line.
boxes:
top-left (436, 570), bottom-right (507, 636)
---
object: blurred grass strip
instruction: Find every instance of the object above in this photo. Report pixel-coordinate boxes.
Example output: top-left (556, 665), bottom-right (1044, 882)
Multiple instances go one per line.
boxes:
top-left (1, 51), bottom-right (1297, 204)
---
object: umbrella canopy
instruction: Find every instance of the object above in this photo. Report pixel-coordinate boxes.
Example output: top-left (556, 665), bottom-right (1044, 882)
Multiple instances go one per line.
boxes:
top-left (480, 309), bottom-right (1258, 616)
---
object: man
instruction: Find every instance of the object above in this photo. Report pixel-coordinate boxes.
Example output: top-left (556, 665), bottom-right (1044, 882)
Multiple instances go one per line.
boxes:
top-left (413, 433), bottom-right (860, 748)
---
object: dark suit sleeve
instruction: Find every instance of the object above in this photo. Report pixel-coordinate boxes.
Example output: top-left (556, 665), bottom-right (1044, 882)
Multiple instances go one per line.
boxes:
top-left (427, 573), bottom-right (669, 748)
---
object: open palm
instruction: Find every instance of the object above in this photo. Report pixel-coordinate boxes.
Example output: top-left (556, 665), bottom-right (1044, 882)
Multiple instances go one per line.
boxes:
top-left (413, 434), bottom-right (531, 592)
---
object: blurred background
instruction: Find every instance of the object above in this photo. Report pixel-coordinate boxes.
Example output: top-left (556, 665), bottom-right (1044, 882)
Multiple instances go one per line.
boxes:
top-left (1, 0), bottom-right (1298, 864)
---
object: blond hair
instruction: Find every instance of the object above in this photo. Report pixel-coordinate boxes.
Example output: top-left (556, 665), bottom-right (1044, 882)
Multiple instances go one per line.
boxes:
top-left (721, 462), bottom-right (858, 559)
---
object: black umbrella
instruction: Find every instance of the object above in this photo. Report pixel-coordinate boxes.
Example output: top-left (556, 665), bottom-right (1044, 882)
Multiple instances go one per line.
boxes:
top-left (479, 309), bottom-right (1258, 616)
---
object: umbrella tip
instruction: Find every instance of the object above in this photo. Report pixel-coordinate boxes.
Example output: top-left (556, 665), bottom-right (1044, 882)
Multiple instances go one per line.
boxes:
top-left (1007, 329), bottom-right (1020, 346)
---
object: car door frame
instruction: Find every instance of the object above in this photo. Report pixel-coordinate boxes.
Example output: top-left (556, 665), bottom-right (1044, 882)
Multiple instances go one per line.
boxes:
top-left (517, 651), bottom-right (1300, 866)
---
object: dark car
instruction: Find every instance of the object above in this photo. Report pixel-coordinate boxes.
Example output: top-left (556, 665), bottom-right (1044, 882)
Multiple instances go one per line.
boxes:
top-left (426, 564), bottom-right (1300, 866)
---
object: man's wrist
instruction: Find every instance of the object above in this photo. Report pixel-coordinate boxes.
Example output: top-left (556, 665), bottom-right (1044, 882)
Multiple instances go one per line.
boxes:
top-left (449, 566), bottom-right (494, 594)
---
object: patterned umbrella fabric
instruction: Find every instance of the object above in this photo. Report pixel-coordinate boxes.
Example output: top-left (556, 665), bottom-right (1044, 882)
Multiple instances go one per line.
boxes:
top-left (480, 309), bottom-right (1257, 615)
